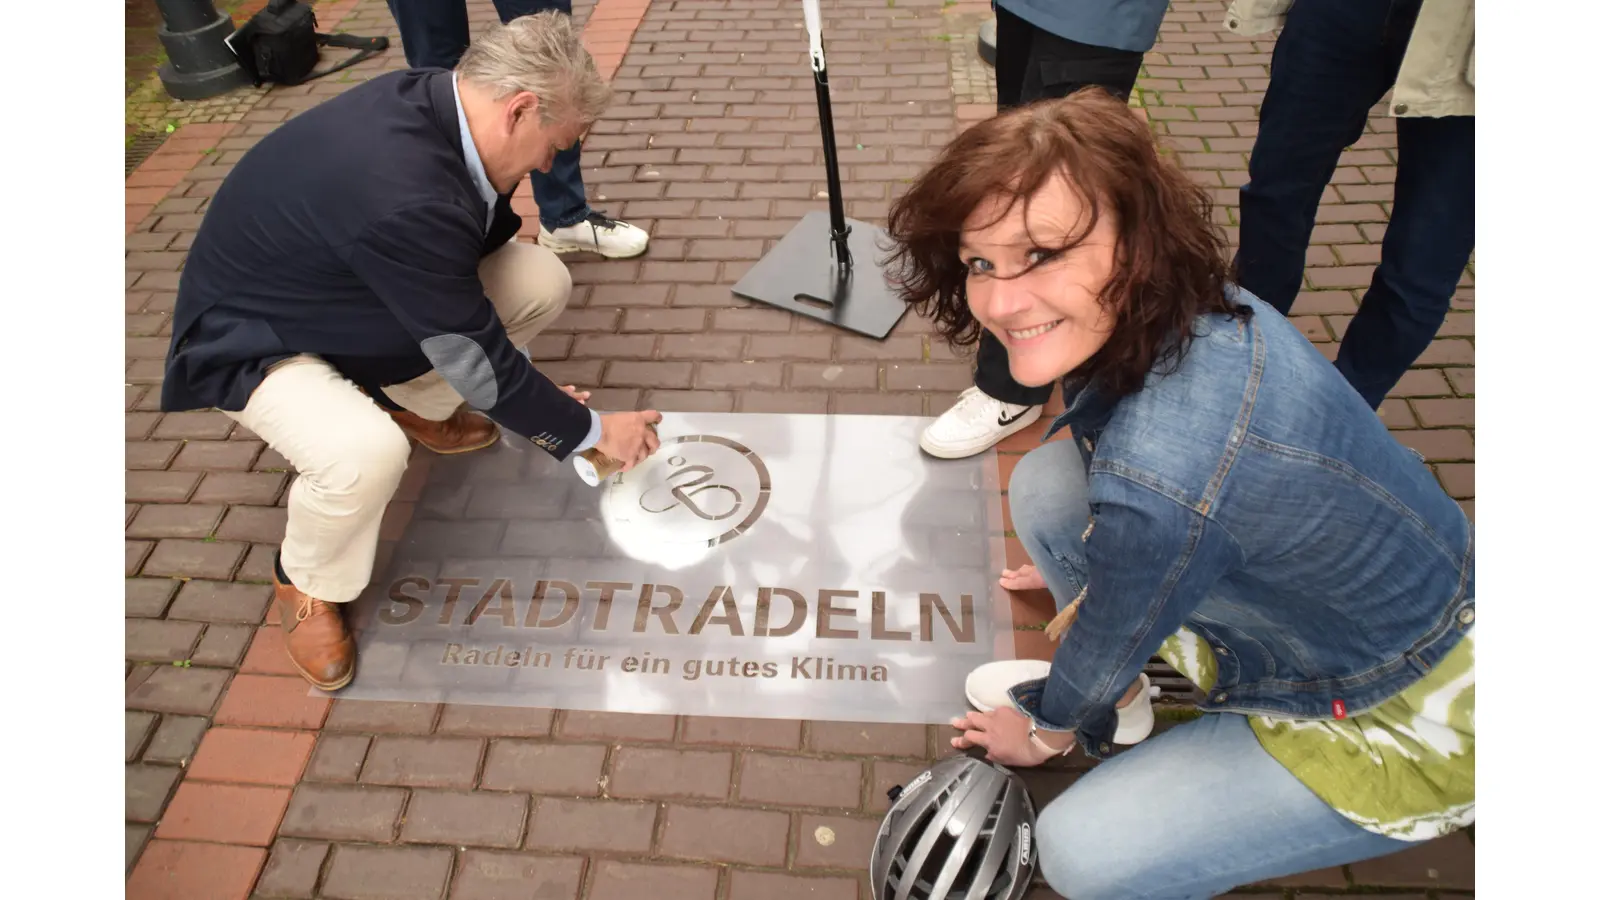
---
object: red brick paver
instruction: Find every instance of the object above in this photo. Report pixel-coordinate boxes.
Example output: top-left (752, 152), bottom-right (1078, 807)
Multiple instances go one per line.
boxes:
top-left (125, 1), bottom-right (1472, 896)
top-left (127, 839), bottom-right (267, 900)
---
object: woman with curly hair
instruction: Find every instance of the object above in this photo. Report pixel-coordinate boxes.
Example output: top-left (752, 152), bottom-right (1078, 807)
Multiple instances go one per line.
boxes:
top-left (885, 91), bottom-right (1474, 899)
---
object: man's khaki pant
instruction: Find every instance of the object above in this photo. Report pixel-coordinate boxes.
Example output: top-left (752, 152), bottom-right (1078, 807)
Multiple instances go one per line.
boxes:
top-left (222, 240), bottom-right (572, 603)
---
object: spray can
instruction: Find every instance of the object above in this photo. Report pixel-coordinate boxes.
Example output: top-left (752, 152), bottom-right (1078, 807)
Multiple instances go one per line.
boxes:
top-left (572, 420), bottom-right (659, 487)
top-left (572, 446), bottom-right (624, 487)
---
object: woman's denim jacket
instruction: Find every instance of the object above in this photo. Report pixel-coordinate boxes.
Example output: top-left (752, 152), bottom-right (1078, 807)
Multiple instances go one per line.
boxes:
top-left (1009, 288), bottom-right (1474, 758)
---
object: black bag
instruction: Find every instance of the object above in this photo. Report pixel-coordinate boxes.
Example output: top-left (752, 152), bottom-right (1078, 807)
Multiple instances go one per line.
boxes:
top-left (227, 0), bottom-right (389, 87)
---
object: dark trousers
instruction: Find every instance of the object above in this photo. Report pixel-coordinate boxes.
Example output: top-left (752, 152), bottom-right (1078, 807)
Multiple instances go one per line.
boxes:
top-left (1235, 0), bottom-right (1474, 409)
top-left (384, 0), bottom-right (592, 230)
top-left (975, 7), bottom-right (1145, 406)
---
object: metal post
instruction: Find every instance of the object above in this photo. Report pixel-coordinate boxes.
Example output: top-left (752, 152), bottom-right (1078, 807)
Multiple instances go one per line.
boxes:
top-left (154, 0), bottom-right (253, 100)
top-left (727, 0), bottom-right (909, 339)
top-left (810, 43), bottom-right (852, 276)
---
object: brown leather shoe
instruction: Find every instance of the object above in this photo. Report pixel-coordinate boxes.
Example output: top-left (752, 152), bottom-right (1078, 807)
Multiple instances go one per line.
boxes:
top-left (272, 562), bottom-right (356, 691)
top-left (388, 407), bottom-right (500, 454)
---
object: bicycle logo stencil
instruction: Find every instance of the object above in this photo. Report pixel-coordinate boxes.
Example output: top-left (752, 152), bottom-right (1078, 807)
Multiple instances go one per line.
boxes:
top-left (640, 457), bottom-right (743, 521)
top-left (606, 435), bottom-right (772, 547)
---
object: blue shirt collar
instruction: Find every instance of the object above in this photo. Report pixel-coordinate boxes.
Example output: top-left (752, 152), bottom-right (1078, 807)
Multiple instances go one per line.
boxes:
top-left (452, 73), bottom-right (497, 230)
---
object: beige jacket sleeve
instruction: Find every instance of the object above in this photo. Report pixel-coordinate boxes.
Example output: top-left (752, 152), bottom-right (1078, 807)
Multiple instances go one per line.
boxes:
top-left (1223, 0), bottom-right (1474, 118)
top-left (1391, 0), bottom-right (1475, 117)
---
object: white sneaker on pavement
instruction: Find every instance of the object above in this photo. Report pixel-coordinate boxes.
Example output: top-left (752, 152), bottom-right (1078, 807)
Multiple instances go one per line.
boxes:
top-left (919, 386), bottom-right (1042, 459)
top-left (964, 659), bottom-right (1159, 746)
top-left (538, 211), bottom-right (650, 259)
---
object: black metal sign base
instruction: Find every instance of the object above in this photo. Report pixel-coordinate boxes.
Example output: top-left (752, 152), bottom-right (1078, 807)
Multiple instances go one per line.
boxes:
top-left (733, 4), bottom-right (910, 341)
top-left (731, 211), bottom-right (908, 340)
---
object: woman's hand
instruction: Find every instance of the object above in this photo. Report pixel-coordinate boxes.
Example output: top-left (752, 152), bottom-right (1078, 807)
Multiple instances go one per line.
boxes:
top-left (999, 564), bottom-right (1046, 592)
top-left (559, 384), bottom-right (591, 405)
top-left (950, 707), bottom-right (1074, 767)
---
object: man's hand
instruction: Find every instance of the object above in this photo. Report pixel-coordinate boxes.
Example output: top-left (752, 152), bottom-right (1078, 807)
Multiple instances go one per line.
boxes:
top-left (596, 410), bottom-right (663, 470)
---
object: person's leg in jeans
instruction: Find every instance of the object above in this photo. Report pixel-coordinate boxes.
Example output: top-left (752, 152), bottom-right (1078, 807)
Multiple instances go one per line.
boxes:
top-left (385, 0), bottom-right (470, 68)
top-left (1335, 114), bottom-right (1474, 407)
top-left (967, 5), bottom-right (1053, 420)
top-left (963, 435), bottom-right (1156, 735)
top-left (980, 437), bottom-right (1146, 709)
top-left (922, 8), bottom-right (1143, 458)
top-left (1032, 712), bottom-right (1415, 899)
top-left (992, 4), bottom-right (1033, 110)
top-left (385, 0), bottom-right (650, 258)
top-left (489, 0), bottom-right (649, 258)
top-left (1233, 0), bottom-right (1419, 316)
top-left (971, 332), bottom-right (1053, 408)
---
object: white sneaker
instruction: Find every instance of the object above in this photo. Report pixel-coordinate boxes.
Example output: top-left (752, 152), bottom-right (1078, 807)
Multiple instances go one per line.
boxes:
top-left (919, 386), bottom-right (1042, 459)
top-left (538, 211), bottom-right (650, 259)
top-left (964, 659), bottom-right (1158, 746)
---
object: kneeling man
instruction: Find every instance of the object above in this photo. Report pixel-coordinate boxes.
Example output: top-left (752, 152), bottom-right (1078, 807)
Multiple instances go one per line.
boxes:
top-left (160, 12), bottom-right (660, 690)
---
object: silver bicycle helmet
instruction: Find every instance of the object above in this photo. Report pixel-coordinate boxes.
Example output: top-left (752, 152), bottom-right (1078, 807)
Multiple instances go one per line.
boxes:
top-left (869, 753), bottom-right (1037, 900)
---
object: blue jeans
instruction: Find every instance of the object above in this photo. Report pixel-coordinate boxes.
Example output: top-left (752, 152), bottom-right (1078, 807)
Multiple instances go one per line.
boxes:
top-left (1234, 0), bottom-right (1474, 409)
top-left (1035, 713), bottom-right (1413, 899)
top-left (1011, 440), bottom-right (1417, 897)
top-left (384, 0), bottom-right (593, 230)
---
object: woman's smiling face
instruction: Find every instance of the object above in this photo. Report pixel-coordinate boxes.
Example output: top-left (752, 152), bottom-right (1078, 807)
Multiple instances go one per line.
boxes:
top-left (959, 172), bottom-right (1118, 388)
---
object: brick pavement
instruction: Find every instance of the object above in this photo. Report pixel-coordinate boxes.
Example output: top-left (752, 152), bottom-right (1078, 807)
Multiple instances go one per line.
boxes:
top-left (125, 1), bottom-right (1474, 897)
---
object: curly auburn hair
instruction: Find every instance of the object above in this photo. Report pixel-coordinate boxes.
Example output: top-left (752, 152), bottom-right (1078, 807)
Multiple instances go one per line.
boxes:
top-left (884, 89), bottom-right (1248, 400)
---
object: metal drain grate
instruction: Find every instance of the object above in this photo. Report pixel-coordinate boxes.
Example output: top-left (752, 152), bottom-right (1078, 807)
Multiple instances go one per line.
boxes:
top-left (126, 128), bottom-right (168, 177)
top-left (1144, 659), bottom-right (1202, 705)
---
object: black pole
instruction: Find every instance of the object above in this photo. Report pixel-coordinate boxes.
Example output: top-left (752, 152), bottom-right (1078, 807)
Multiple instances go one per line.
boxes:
top-left (153, 0), bottom-right (253, 101)
top-left (728, 2), bottom-right (910, 339)
top-left (810, 46), bottom-right (853, 275)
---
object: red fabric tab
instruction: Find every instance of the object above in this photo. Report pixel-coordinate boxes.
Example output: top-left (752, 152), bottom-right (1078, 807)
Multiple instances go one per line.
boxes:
top-left (1332, 699), bottom-right (1347, 720)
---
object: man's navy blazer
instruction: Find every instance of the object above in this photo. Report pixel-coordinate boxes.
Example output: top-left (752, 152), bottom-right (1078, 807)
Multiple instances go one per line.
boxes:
top-left (160, 68), bottom-right (591, 458)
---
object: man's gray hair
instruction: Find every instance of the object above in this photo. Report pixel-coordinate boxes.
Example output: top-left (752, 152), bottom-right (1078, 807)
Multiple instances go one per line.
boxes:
top-left (456, 11), bottom-right (612, 125)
